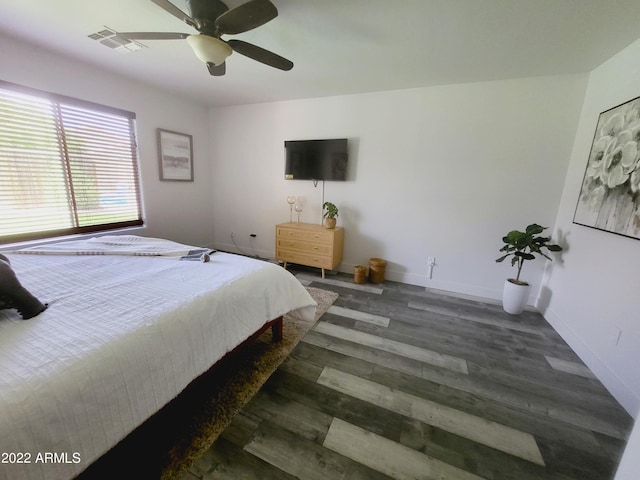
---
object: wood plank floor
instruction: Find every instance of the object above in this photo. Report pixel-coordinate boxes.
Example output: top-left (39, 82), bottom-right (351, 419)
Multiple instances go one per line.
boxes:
top-left (183, 270), bottom-right (633, 480)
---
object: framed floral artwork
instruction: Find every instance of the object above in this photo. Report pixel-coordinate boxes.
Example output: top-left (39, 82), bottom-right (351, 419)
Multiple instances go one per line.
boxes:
top-left (573, 96), bottom-right (640, 240)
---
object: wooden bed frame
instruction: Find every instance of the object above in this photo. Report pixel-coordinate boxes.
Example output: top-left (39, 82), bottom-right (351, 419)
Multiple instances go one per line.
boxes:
top-left (235, 315), bottom-right (283, 349)
top-left (75, 314), bottom-right (286, 477)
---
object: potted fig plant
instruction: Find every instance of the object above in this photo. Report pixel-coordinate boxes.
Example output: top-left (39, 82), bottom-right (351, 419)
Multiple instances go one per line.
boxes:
top-left (322, 201), bottom-right (339, 229)
top-left (496, 223), bottom-right (563, 314)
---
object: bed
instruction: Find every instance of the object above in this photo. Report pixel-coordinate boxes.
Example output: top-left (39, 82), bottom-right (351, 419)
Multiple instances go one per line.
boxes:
top-left (0, 235), bottom-right (316, 480)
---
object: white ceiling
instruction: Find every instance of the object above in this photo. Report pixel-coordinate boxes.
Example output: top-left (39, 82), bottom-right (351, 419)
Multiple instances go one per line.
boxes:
top-left (1, 0), bottom-right (639, 107)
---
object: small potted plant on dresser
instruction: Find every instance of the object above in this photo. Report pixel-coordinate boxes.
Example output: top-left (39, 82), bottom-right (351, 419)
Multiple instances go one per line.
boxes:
top-left (322, 202), bottom-right (339, 229)
top-left (496, 223), bottom-right (563, 315)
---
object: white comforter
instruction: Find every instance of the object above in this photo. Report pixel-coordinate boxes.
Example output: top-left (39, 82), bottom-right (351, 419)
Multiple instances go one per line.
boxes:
top-left (0, 239), bottom-right (315, 480)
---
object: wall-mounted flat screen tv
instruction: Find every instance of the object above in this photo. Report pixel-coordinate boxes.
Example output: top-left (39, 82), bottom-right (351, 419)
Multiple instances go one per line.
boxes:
top-left (284, 138), bottom-right (348, 181)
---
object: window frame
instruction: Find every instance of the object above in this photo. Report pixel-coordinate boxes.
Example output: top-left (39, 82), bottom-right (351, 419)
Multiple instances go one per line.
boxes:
top-left (0, 80), bottom-right (144, 244)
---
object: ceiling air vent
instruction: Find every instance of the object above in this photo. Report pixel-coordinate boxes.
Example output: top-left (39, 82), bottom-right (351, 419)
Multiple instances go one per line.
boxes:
top-left (88, 27), bottom-right (146, 53)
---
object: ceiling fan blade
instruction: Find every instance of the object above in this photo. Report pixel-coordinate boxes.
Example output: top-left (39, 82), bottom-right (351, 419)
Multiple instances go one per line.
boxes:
top-left (207, 62), bottom-right (226, 76)
top-left (227, 39), bottom-right (293, 71)
top-left (215, 0), bottom-right (278, 35)
top-left (186, 0), bottom-right (228, 29)
top-left (116, 32), bottom-right (190, 40)
top-left (151, 0), bottom-right (196, 27)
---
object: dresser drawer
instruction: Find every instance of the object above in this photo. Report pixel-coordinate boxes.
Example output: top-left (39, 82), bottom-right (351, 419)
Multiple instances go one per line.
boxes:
top-left (276, 248), bottom-right (334, 269)
top-left (276, 238), bottom-right (332, 255)
top-left (275, 222), bottom-right (344, 278)
top-left (276, 226), bottom-right (334, 245)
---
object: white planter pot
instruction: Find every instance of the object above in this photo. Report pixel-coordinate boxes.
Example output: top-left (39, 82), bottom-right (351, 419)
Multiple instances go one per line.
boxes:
top-left (502, 279), bottom-right (530, 315)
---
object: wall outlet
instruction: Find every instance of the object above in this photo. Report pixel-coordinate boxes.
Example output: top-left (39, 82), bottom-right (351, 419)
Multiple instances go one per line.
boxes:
top-left (427, 256), bottom-right (436, 280)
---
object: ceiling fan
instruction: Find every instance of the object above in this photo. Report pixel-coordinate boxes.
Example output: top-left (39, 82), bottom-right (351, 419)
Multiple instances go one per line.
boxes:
top-left (116, 0), bottom-right (293, 76)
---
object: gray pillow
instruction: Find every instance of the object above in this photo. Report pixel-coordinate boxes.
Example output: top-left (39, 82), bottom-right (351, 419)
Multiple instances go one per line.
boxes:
top-left (0, 254), bottom-right (47, 319)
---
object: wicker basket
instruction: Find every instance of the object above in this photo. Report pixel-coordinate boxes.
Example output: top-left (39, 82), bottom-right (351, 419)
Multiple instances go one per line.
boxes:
top-left (368, 258), bottom-right (387, 284)
top-left (353, 265), bottom-right (367, 284)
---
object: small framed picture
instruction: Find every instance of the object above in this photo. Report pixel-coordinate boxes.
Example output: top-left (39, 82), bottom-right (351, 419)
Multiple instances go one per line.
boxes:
top-left (157, 128), bottom-right (193, 181)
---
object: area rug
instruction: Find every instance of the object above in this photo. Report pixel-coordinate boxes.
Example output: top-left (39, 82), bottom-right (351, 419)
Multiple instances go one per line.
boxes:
top-left (77, 286), bottom-right (338, 480)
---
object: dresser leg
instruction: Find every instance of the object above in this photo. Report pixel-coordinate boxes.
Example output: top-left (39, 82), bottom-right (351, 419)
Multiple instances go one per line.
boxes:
top-left (321, 268), bottom-right (325, 279)
top-left (283, 261), bottom-right (287, 270)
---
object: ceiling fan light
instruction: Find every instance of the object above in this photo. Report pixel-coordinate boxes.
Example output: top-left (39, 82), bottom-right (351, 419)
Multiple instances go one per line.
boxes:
top-left (186, 34), bottom-right (232, 66)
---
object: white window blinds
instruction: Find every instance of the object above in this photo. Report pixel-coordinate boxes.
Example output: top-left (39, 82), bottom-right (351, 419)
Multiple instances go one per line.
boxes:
top-left (0, 81), bottom-right (143, 243)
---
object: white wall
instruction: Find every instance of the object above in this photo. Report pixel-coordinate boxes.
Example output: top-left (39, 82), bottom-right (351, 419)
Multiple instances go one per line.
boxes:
top-left (0, 32), bottom-right (215, 247)
top-left (543, 39), bottom-right (640, 480)
top-left (542, 39), bottom-right (640, 417)
top-left (209, 75), bottom-right (586, 302)
top-left (615, 416), bottom-right (640, 479)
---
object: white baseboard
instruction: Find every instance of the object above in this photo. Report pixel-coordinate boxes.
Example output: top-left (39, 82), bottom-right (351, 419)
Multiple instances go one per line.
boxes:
top-left (338, 262), bottom-right (504, 302)
top-left (213, 242), bottom-right (275, 261)
top-left (542, 306), bottom-right (639, 418)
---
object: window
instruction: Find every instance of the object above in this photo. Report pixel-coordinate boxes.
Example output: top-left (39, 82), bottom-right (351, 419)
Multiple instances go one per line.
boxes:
top-left (0, 81), bottom-right (143, 244)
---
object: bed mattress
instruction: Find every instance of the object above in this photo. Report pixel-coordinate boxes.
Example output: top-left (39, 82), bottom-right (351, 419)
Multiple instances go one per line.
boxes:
top-left (0, 237), bottom-right (315, 480)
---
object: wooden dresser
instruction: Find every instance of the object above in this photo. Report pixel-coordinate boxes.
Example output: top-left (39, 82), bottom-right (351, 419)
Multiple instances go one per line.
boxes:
top-left (275, 222), bottom-right (344, 278)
